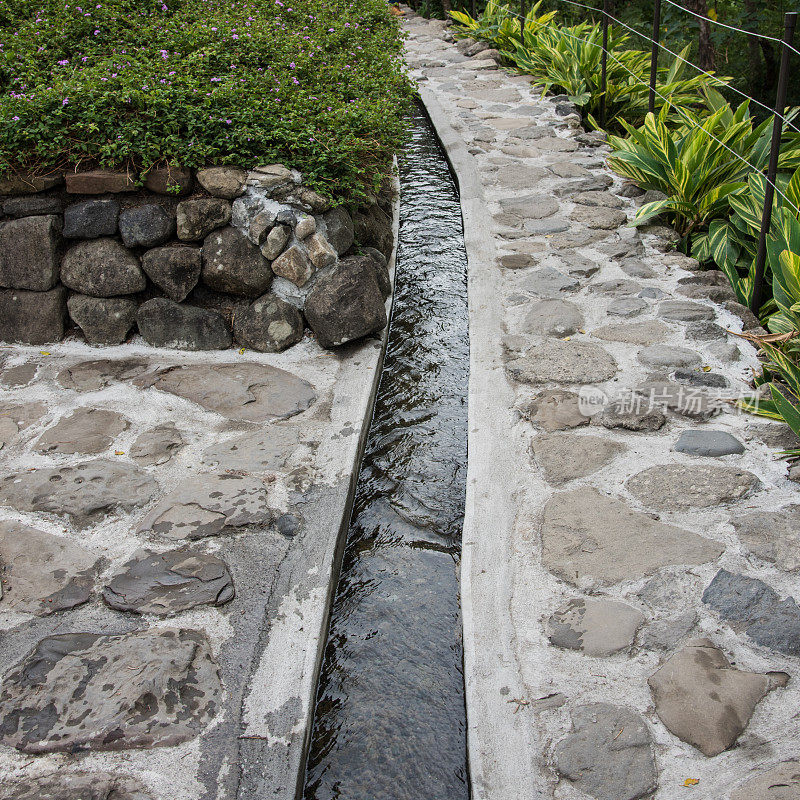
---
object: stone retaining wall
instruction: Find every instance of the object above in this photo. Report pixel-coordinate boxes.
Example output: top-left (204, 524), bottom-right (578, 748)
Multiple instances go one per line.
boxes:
top-left (0, 164), bottom-right (394, 352)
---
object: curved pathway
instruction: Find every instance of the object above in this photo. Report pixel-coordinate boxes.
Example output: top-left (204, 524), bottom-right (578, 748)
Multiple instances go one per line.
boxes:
top-left (403, 10), bottom-right (800, 800)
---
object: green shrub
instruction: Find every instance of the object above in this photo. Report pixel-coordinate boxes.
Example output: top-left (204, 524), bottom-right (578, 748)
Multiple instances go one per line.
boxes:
top-left (0, 0), bottom-right (413, 200)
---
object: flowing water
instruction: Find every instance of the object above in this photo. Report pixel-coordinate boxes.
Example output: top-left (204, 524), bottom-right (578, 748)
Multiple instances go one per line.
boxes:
top-left (303, 104), bottom-right (471, 800)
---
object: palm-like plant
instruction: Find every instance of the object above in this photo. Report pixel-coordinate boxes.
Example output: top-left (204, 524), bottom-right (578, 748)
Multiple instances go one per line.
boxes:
top-left (449, 0), bottom-right (556, 53)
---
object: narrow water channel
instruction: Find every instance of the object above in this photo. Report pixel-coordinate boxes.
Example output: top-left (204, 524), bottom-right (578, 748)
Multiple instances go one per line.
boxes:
top-left (303, 104), bottom-right (470, 800)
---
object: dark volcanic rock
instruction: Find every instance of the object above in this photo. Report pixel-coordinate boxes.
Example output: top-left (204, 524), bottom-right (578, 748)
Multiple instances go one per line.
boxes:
top-left (176, 198), bottom-right (231, 241)
top-left (0, 771), bottom-right (154, 800)
top-left (144, 165), bottom-right (193, 196)
top-left (63, 198), bottom-right (119, 239)
top-left (2, 195), bottom-right (63, 218)
top-left (119, 204), bottom-right (175, 248)
top-left (323, 206), bottom-right (355, 255)
top-left (202, 226), bottom-right (273, 296)
top-left (103, 547), bottom-right (234, 615)
top-left (67, 294), bottom-right (137, 345)
top-left (137, 298), bottom-right (232, 350)
top-left (233, 293), bottom-right (304, 352)
top-left (0, 628), bottom-right (222, 752)
top-left (61, 238), bottom-right (146, 297)
top-left (305, 257), bottom-right (387, 348)
top-left (0, 286), bottom-right (66, 344)
top-left (353, 202), bottom-right (393, 259)
top-left (0, 215), bottom-right (61, 290)
top-left (141, 245), bottom-right (202, 301)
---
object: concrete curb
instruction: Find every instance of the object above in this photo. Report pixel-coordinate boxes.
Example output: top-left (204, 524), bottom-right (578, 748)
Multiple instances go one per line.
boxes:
top-left (418, 87), bottom-right (547, 800)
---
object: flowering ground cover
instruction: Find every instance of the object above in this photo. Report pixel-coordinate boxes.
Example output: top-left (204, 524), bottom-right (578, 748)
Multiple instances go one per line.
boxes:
top-left (0, 0), bottom-right (412, 199)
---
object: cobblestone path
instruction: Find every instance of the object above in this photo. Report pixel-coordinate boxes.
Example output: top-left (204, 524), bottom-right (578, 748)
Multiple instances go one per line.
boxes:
top-left (403, 11), bottom-right (800, 800)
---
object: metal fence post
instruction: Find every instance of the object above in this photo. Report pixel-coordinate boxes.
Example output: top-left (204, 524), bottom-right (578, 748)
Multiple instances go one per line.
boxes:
top-left (751, 11), bottom-right (798, 314)
top-left (599, 0), bottom-right (609, 128)
top-left (649, 0), bottom-right (662, 114)
top-left (520, 0), bottom-right (528, 46)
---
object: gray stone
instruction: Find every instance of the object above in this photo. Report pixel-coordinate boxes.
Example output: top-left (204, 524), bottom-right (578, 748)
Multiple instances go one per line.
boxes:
top-left (707, 340), bottom-right (740, 362)
top-left (554, 703), bottom-right (657, 800)
top-left (506, 341), bottom-right (617, 385)
top-left (295, 214), bottom-right (316, 240)
top-left (638, 287), bottom-right (669, 300)
top-left (0, 521), bottom-right (97, 615)
top-left (249, 210), bottom-right (277, 244)
top-left (138, 474), bottom-right (276, 540)
top-left (522, 218), bottom-right (569, 235)
top-left (137, 298), bottom-right (232, 350)
top-left (0, 362), bottom-right (37, 387)
top-left (658, 300), bottom-right (715, 322)
top-left (536, 137), bottom-right (579, 153)
top-left (233, 293), bottom-right (304, 352)
top-left (550, 161), bottom-right (591, 179)
top-left (0, 628), bottom-right (221, 752)
top-left (672, 369), bottom-right (728, 389)
top-left (523, 299), bottom-right (584, 338)
top-left (542, 487), bottom-right (723, 586)
top-left (498, 253), bottom-right (535, 269)
top-left (607, 297), bottom-right (647, 317)
top-left (201, 425), bottom-right (302, 472)
top-left (674, 430), bottom-right (744, 457)
top-left (103, 548), bottom-right (234, 615)
top-left (0, 286), bottom-right (66, 344)
top-left (261, 223), bottom-right (290, 260)
top-left (67, 294), bottom-right (137, 345)
top-left (176, 198), bottom-right (231, 241)
top-left (648, 638), bottom-right (785, 757)
top-left (197, 166), bottom-right (246, 199)
top-left (724, 300), bottom-right (761, 329)
top-left (0, 400), bottom-right (46, 430)
top-left (571, 206), bottom-right (628, 229)
top-left (620, 260), bottom-right (656, 279)
top-left (593, 321), bottom-right (668, 346)
top-left (305, 257), bottom-right (387, 348)
top-left (65, 170), bottom-right (134, 194)
top-left (532, 433), bottom-right (625, 485)
top-left (638, 345), bottom-right (702, 369)
top-left (733, 506), bottom-right (800, 571)
top-left (0, 771), bottom-right (154, 800)
top-left (248, 163), bottom-right (296, 193)
top-left (36, 407), bottom-right (128, 454)
top-left (548, 597), bottom-right (644, 656)
top-left (137, 363), bottom-right (316, 422)
top-left (677, 282), bottom-right (736, 303)
top-left (498, 194), bottom-right (558, 220)
top-left (638, 611), bottom-right (698, 651)
top-left (0, 215), bottom-right (60, 291)
top-left (61, 238), bottom-right (146, 297)
top-left (702, 569), bottom-right (800, 657)
top-left (141, 246), bottom-right (202, 301)
top-left (119, 204), bottom-right (175, 248)
top-left (590, 279), bottom-right (642, 296)
top-left (323, 207), bottom-right (355, 255)
top-left (521, 267), bottom-right (578, 298)
top-left (574, 191), bottom-right (625, 209)
top-left (57, 358), bottom-right (148, 391)
top-left (0, 459), bottom-right (158, 526)
top-left (130, 424), bottom-right (184, 466)
top-left (63, 198), bottom-right (119, 239)
top-left (627, 464), bottom-right (759, 510)
top-left (685, 321), bottom-right (726, 341)
top-left (523, 390), bottom-right (589, 431)
top-left (2, 195), bottom-right (63, 218)
top-left (272, 244), bottom-right (315, 287)
top-left (596, 397), bottom-right (666, 432)
top-left (306, 232), bottom-right (337, 270)
top-left (636, 380), bottom-right (723, 420)
top-left (730, 761), bottom-right (800, 800)
top-left (0, 416), bottom-right (18, 449)
top-left (202, 226), bottom-right (273, 296)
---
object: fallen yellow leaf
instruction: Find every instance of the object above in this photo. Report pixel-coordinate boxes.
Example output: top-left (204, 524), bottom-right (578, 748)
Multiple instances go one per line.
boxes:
top-left (114, 451), bottom-right (125, 455)
top-left (238, 347), bottom-right (246, 355)
top-left (683, 778), bottom-right (699, 787)
top-left (39, 351), bottom-right (50, 356)
top-left (702, 366), bottom-right (711, 372)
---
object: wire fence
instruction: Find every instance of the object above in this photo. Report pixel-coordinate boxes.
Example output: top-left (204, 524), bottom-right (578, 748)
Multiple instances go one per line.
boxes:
top-left (464, 0), bottom-right (799, 311)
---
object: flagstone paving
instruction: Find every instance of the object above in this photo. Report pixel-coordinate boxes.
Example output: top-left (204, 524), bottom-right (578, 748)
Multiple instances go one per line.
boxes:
top-left (403, 9), bottom-right (800, 800)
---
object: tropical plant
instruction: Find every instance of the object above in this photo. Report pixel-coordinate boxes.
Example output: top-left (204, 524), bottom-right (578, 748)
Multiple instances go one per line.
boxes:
top-left (738, 340), bottom-right (800, 458)
top-left (507, 24), bottom-right (723, 131)
top-left (449, 0), bottom-right (557, 53)
top-left (606, 92), bottom-right (800, 245)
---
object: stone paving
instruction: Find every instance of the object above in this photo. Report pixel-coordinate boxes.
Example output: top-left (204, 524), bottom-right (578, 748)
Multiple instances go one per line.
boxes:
top-left (403, 11), bottom-right (800, 800)
top-left (0, 246), bottom-right (395, 795)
